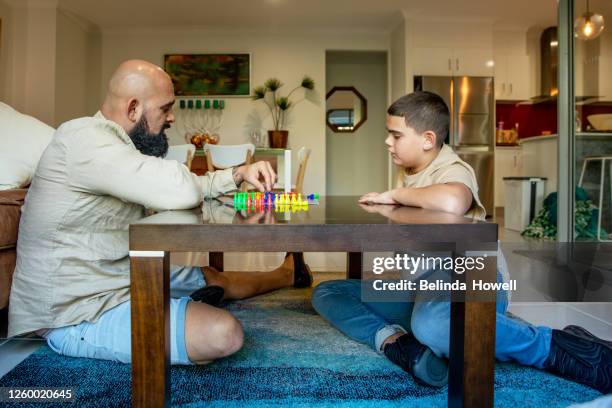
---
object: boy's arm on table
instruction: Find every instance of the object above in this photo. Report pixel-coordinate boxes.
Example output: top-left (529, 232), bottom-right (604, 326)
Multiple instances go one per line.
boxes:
top-left (359, 183), bottom-right (473, 216)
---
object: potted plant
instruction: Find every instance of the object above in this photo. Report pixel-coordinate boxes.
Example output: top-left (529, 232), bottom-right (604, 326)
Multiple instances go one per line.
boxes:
top-left (252, 76), bottom-right (315, 148)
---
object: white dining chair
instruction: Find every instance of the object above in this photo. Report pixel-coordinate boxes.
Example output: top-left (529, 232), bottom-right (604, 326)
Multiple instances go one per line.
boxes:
top-left (203, 143), bottom-right (255, 191)
top-left (294, 147), bottom-right (311, 193)
top-left (165, 144), bottom-right (196, 169)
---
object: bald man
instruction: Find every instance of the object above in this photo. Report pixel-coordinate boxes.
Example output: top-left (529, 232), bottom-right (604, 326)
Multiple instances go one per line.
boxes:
top-left (8, 60), bottom-right (312, 365)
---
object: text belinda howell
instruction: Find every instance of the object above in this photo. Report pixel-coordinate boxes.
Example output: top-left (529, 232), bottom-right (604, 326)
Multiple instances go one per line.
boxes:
top-left (372, 279), bottom-right (517, 292)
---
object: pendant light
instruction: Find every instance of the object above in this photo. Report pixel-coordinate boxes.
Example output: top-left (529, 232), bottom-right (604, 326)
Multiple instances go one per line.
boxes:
top-left (574, 0), bottom-right (605, 40)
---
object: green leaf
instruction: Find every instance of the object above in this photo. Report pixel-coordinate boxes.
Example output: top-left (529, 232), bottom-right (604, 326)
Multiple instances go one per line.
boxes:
top-left (301, 76), bottom-right (315, 90)
top-left (265, 78), bottom-right (283, 91)
top-left (276, 96), bottom-right (292, 110)
top-left (252, 86), bottom-right (266, 100)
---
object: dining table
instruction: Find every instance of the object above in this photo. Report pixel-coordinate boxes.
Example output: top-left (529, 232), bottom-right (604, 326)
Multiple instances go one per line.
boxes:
top-left (128, 196), bottom-right (498, 408)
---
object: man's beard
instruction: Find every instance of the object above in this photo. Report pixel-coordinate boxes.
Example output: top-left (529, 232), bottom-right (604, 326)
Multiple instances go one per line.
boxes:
top-left (127, 114), bottom-right (170, 158)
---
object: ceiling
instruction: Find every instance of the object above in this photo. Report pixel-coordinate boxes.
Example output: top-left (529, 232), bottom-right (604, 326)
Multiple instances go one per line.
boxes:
top-left (56, 0), bottom-right (567, 32)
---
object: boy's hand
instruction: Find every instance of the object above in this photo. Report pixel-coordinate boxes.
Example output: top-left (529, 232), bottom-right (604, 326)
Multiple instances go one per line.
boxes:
top-left (358, 190), bottom-right (397, 205)
top-left (359, 203), bottom-right (396, 218)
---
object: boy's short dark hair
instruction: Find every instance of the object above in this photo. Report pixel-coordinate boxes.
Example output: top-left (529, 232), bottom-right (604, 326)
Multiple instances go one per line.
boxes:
top-left (387, 91), bottom-right (450, 148)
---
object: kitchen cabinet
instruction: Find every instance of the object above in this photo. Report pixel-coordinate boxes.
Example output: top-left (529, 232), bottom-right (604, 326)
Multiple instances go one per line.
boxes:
top-left (520, 135), bottom-right (558, 195)
top-left (413, 47), bottom-right (494, 77)
top-left (495, 146), bottom-right (523, 207)
top-left (494, 54), bottom-right (531, 101)
top-left (575, 41), bottom-right (612, 101)
top-left (596, 56), bottom-right (612, 100)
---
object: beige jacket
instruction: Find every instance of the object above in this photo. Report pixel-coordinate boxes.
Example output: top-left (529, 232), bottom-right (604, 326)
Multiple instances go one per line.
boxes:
top-left (399, 144), bottom-right (487, 221)
top-left (8, 112), bottom-right (236, 337)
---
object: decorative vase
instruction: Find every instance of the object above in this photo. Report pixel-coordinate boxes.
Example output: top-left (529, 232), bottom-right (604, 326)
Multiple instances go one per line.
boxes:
top-left (268, 130), bottom-right (289, 149)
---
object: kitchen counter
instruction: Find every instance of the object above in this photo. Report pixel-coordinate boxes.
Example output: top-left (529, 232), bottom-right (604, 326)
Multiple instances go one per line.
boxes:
top-left (519, 132), bottom-right (612, 144)
top-left (518, 132), bottom-right (612, 195)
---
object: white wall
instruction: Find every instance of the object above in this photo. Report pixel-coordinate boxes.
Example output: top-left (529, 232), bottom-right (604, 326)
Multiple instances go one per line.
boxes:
top-left (0, 1), bottom-right (10, 102)
top-left (22, 2), bottom-right (56, 125)
top-left (101, 27), bottom-right (389, 194)
top-left (0, 1), bottom-right (58, 124)
top-left (390, 20), bottom-right (406, 103)
top-left (0, 2), bottom-right (27, 109)
top-left (411, 20), bottom-right (493, 50)
top-left (55, 9), bottom-right (101, 126)
top-left (0, 2), bottom-right (42, 118)
top-left (493, 29), bottom-right (529, 55)
top-left (0, 1), bottom-right (101, 127)
top-left (389, 18), bottom-right (411, 189)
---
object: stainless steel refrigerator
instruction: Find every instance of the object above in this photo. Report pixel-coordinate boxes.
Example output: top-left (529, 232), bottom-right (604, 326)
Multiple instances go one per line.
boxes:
top-left (414, 75), bottom-right (495, 217)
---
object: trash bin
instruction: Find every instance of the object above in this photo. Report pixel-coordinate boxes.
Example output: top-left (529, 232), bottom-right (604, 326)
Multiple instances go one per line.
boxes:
top-left (503, 177), bottom-right (547, 232)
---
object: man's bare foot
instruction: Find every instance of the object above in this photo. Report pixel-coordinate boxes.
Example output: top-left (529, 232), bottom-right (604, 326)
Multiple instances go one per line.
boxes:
top-left (201, 266), bottom-right (224, 287)
top-left (278, 253), bottom-right (294, 286)
top-left (282, 253), bottom-right (294, 270)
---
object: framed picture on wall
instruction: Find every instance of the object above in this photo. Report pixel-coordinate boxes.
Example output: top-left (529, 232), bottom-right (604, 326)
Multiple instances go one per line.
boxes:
top-left (163, 53), bottom-right (251, 97)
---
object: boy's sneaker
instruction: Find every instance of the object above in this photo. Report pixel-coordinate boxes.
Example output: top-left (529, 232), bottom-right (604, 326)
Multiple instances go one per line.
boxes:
top-left (544, 329), bottom-right (611, 394)
top-left (383, 332), bottom-right (448, 387)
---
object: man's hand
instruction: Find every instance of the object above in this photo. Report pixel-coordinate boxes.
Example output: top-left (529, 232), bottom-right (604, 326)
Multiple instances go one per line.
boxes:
top-left (358, 189), bottom-right (397, 205)
top-left (233, 161), bottom-right (277, 192)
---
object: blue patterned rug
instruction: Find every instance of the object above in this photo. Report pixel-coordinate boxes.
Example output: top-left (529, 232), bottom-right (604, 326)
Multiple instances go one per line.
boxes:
top-left (0, 283), bottom-right (602, 407)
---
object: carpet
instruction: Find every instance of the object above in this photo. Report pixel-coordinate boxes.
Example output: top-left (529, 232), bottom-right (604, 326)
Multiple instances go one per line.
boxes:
top-left (0, 279), bottom-right (603, 407)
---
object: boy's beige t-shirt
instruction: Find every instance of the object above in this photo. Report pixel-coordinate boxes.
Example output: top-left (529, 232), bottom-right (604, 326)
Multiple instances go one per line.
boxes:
top-left (398, 144), bottom-right (486, 221)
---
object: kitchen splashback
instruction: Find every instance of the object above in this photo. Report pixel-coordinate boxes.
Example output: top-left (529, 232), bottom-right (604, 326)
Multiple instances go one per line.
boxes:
top-left (496, 102), bottom-right (557, 138)
top-left (496, 102), bottom-right (612, 138)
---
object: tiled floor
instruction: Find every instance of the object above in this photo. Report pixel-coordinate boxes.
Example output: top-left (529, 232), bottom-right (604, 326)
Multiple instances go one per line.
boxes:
top-left (495, 207), bottom-right (612, 338)
top-left (0, 337), bottom-right (45, 378)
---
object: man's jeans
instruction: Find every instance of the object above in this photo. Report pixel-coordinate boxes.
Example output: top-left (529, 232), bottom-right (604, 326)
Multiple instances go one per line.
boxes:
top-left (311, 271), bottom-right (552, 369)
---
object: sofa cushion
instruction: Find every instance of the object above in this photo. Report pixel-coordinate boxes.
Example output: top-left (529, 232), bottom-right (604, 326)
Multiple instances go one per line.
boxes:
top-left (0, 189), bottom-right (27, 248)
top-left (0, 249), bottom-right (16, 309)
top-left (0, 102), bottom-right (54, 190)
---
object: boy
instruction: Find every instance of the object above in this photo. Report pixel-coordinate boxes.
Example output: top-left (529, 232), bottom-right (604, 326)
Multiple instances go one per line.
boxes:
top-left (311, 92), bottom-right (611, 393)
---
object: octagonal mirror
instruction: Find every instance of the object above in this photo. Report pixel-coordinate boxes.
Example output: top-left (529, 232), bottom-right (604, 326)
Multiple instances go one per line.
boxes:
top-left (326, 86), bottom-right (367, 133)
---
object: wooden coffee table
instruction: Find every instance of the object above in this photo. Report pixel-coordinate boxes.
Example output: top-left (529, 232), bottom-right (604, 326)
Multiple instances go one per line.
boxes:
top-left (129, 196), bottom-right (498, 407)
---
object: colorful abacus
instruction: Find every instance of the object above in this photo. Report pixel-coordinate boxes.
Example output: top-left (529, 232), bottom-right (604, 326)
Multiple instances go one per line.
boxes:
top-left (233, 192), bottom-right (319, 212)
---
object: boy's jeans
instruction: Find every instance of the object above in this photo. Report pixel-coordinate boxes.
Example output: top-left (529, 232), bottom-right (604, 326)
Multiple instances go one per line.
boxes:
top-left (311, 270), bottom-right (552, 369)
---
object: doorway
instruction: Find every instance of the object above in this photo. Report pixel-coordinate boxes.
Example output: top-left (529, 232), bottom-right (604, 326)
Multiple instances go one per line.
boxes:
top-left (325, 51), bottom-right (388, 196)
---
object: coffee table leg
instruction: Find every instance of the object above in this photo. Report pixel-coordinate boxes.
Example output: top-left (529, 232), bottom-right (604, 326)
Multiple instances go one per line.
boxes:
top-left (130, 251), bottom-right (170, 408)
top-left (448, 255), bottom-right (496, 407)
top-left (210, 252), bottom-right (224, 272)
top-left (346, 252), bottom-right (362, 279)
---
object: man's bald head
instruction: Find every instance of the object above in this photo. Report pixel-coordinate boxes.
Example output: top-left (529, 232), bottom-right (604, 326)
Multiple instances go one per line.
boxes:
top-left (105, 60), bottom-right (172, 103)
top-left (101, 60), bottom-right (176, 157)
